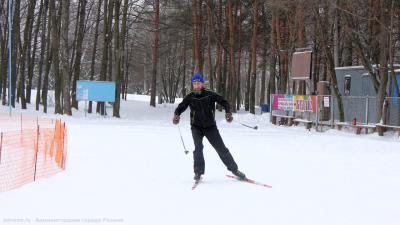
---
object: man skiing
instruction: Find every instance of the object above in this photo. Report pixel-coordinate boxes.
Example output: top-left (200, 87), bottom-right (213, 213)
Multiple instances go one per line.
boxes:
top-left (173, 73), bottom-right (246, 182)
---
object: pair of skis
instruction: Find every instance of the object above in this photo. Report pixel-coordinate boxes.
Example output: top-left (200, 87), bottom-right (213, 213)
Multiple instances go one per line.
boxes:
top-left (192, 175), bottom-right (272, 190)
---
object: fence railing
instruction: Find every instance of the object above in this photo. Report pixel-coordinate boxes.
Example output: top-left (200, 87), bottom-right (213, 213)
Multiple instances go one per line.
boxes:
top-left (0, 114), bottom-right (67, 192)
top-left (329, 96), bottom-right (377, 125)
top-left (385, 97), bottom-right (400, 127)
top-left (270, 94), bottom-right (400, 130)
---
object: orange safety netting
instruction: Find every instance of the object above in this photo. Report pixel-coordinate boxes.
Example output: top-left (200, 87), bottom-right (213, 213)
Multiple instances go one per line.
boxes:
top-left (0, 114), bottom-right (67, 192)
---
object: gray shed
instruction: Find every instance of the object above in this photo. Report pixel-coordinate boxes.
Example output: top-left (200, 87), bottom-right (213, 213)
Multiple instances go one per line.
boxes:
top-left (333, 65), bottom-right (400, 125)
top-left (335, 65), bottom-right (400, 97)
top-left (335, 66), bottom-right (377, 97)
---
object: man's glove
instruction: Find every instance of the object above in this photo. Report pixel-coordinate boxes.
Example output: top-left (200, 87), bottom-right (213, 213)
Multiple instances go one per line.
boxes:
top-left (225, 112), bottom-right (233, 123)
top-left (173, 115), bottom-right (180, 125)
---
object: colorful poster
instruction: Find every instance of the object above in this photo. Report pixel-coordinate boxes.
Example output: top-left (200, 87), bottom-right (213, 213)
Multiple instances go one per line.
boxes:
top-left (272, 95), bottom-right (316, 113)
top-left (278, 95), bottom-right (293, 112)
top-left (293, 95), bottom-right (316, 112)
top-left (271, 95), bottom-right (287, 111)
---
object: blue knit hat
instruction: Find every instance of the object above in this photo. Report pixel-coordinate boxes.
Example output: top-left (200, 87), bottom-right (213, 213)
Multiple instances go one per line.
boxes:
top-left (191, 73), bottom-right (204, 83)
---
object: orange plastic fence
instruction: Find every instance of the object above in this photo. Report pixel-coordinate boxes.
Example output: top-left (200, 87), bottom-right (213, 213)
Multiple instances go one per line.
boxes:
top-left (0, 114), bottom-right (67, 192)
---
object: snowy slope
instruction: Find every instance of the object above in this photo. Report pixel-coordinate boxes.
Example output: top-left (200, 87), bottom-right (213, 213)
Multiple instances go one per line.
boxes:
top-left (0, 94), bottom-right (399, 225)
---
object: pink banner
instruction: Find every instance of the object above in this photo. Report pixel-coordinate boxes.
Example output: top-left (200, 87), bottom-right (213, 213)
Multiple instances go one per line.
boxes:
top-left (272, 95), bottom-right (316, 113)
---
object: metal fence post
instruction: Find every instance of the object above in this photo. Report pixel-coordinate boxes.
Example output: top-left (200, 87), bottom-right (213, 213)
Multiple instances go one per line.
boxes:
top-left (332, 95), bottom-right (335, 125)
top-left (0, 132), bottom-right (3, 165)
top-left (329, 95), bottom-right (335, 128)
top-left (270, 94), bottom-right (273, 123)
top-left (62, 122), bottom-right (66, 169)
top-left (33, 125), bottom-right (39, 181)
top-left (316, 96), bottom-right (319, 132)
top-left (366, 96), bottom-right (369, 125)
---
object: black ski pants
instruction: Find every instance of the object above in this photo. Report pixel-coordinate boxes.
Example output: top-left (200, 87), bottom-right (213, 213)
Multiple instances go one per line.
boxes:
top-left (191, 125), bottom-right (238, 175)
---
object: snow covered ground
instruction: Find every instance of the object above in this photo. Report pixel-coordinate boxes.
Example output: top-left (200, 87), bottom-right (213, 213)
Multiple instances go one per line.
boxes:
top-left (0, 94), bottom-right (400, 225)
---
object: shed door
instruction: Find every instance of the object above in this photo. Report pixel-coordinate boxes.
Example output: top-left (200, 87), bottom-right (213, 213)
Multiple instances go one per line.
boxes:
top-left (361, 74), bottom-right (370, 96)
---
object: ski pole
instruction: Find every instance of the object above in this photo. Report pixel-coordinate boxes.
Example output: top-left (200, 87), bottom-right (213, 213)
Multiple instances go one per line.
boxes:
top-left (234, 121), bottom-right (258, 130)
top-left (177, 124), bottom-right (189, 154)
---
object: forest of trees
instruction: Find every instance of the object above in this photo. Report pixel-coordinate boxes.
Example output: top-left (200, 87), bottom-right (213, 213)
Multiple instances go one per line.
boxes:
top-left (0, 0), bottom-right (399, 121)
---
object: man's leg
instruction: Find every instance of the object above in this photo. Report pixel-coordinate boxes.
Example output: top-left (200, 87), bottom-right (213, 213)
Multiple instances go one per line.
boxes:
top-left (204, 126), bottom-right (238, 172)
top-left (191, 126), bottom-right (205, 176)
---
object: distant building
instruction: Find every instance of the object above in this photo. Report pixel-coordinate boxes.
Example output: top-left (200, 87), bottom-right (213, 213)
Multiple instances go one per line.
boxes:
top-left (335, 65), bottom-right (400, 97)
top-left (333, 65), bottom-right (400, 125)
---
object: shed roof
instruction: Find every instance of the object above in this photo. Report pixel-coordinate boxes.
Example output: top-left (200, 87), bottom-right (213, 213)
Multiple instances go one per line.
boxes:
top-left (335, 64), bottom-right (400, 71)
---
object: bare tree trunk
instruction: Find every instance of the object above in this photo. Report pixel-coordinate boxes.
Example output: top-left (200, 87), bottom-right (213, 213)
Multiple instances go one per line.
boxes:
top-left (342, 2), bottom-right (379, 93)
top-left (112, 0), bottom-right (121, 117)
top-left (388, 0), bottom-right (399, 99)
top-left (333, 1), bottom-right (339, 67)
top-left (376, 0), bottom-right (390, 123)
top-left (296, 5), bottom-right (306, 95)
top-left (173, 37), bottom-right (184, 101)
top-left (182, 29), bottom-right (188, 97)
top-left (61, 0), bottom-right (71, 115)
top-left (236, 4), bottom-right (242, 111)
top-left (0, 55), bottom-right (5, 105)
top-left (36, 0), bottom-right (48, 110)
top-left (88, 0), bottom-right (102, 113)
top-left (342, 29), bottom-right (353, 67)
top-left (18, 0), bottom-right (36, 109)
top-left (120, 0), bottom-right (129, 102)
top-left (98, 0), bottom-right (113, 114)
top-left (69, 2), bottom-right (80, 79)
top-left (150, 0), bottom-right (160, 107)
top-left (42, 0), bottom-right (52, 113)
top-left (11, 0), bottom-right (20, 107)
top-left (221, 2), bottom-right (229, 100)
top-left (0, 3), bottom-right (3, 103)
top-left (123, 1), bottom-right (130, 100)
top-left (260, 4), bottom-right (268, 105)
top-left (27, 0), bottom-right (44, 105)
top-left (192, 0), bottom-right (202, 74)
top-left (221, 49), bottom-right (228, 98)
top-left (311, 33), bottom-right (320, 94)
top-left (260, 45), bottom-right (267, 105)
top-left (245, 52), bottom-right (251, 111)
top-left (227, 0), bottom-right (237, 112)
top-left (267, 13), bottom-right (278, 106)
top-left (206, 0), bottom-right (214, 90)
top-left (50, 0), bottom-right (62, 114)
top-left (107, 41), bottom-right (113, 82)
top-left (0, 14), bottom-right (7, 105)
top-left (368, 0), bottom-right (381, 64)
top-left (249, 0), bottom-right (259, 114)
top-left (124, 52), bottom-right (130, 100)
top-left (71, 0), bottom-right (87, 109)
top-left (315, 6), bottom-right (344, 122)
top-left (160, 52), bottom-right (168, 102)
top-left (268, 52), bottom-right (277, 106)
top-left (215, 0), bottom-right (223, 98)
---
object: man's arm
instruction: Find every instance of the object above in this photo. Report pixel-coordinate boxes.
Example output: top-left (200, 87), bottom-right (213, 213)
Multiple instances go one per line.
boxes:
top-left (174, 94), bottom-right (190, 115)
top-left (211, 91), bottom-right (231, 113)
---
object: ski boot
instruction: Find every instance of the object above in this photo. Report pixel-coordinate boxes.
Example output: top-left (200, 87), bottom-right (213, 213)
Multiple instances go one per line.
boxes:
top-left (232, 170), bottom-right (247, 180)
top-left (194, 173), bottom-right (202, 182)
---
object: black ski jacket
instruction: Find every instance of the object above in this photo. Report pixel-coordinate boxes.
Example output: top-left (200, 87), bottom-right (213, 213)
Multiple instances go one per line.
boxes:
top-left (174, 88), bottom-right (230, 128)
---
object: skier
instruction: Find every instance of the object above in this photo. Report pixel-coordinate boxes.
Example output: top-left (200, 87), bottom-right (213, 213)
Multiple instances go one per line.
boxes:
top-left (173, 73), bottom-right (246, 182)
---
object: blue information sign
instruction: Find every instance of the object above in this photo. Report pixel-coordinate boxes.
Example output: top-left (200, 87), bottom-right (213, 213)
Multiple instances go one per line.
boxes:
top-left (76, 80), bottom-right (116, 102)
